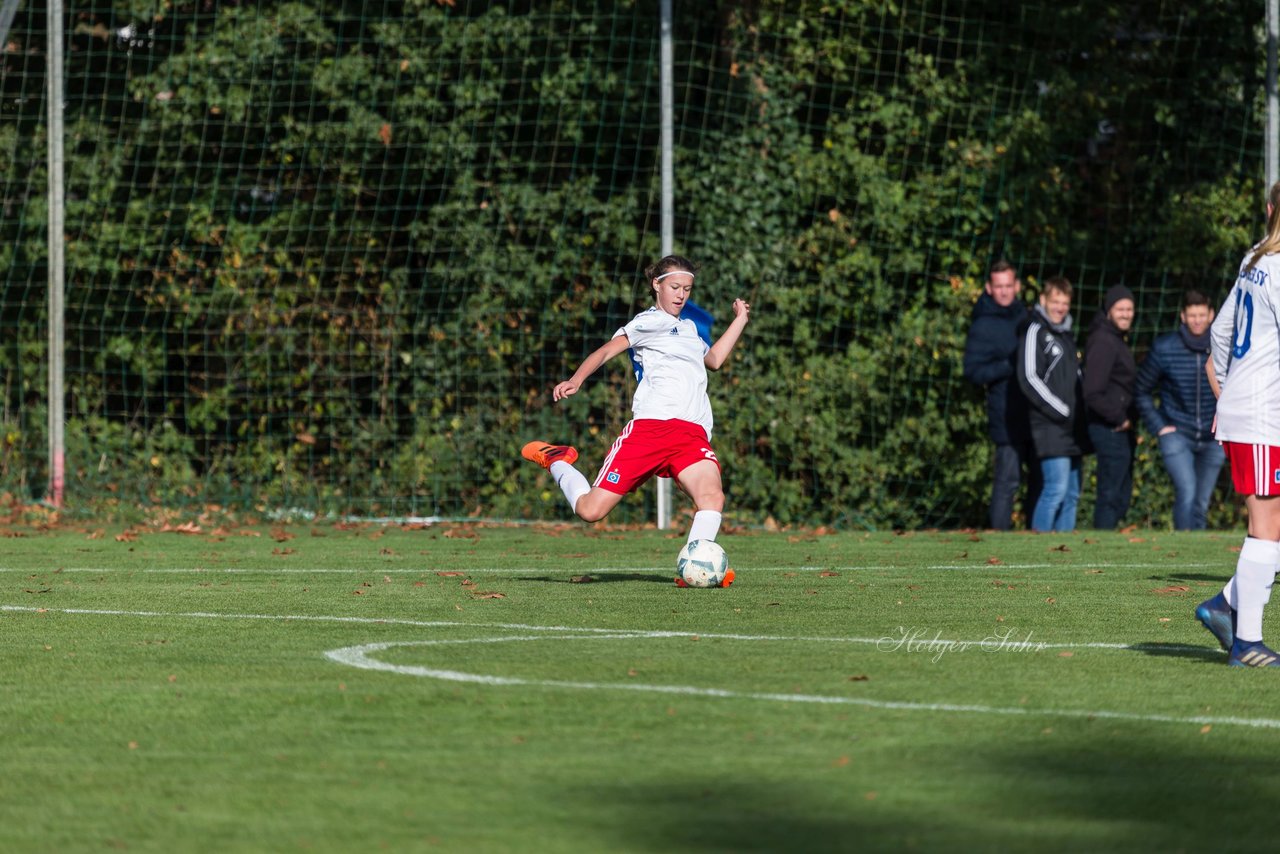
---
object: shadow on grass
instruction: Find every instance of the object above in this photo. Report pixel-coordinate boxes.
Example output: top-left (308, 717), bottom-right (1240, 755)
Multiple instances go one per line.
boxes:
top-left (1148, 572), bottom-right (1231, 583)
top-left (1127, 642), bottom-right (1223, 663)
top-left (516, 573), bottom-right (673, 584)
top-left (569, 737), bottom-right (1280, 852)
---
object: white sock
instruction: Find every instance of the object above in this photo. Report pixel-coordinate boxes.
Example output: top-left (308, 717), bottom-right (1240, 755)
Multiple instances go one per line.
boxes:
top-left (549, 460), bottom-right (590, 514)
top-left (687, 510), bottom-right (723, 544)
top-left (1233, 537), bottom-right (1279, 643)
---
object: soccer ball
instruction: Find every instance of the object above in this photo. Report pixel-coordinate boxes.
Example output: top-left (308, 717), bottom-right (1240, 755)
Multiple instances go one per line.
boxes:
top-left (676, 539), bottom-right (731, 588)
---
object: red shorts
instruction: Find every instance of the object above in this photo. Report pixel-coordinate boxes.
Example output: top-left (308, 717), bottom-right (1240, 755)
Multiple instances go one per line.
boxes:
top-left (1223, 442), bottom-right (1280, 496)
top-left (593, 419), bottom-right (720, 495)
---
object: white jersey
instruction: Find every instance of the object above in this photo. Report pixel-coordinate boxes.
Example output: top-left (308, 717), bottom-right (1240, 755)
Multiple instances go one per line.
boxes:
top-left (617, 306), bottom-right (713, 438)
top-left (1212, 248), bottom-right (1280, 444)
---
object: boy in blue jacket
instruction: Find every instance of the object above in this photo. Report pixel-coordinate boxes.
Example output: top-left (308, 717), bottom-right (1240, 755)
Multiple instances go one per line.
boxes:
top-left (1134, 290), bottom-right (1224, 530)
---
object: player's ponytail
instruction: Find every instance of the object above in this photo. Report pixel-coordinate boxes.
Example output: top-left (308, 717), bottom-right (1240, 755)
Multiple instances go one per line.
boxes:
top-left (1246, 181), bottom-right (1280, 272)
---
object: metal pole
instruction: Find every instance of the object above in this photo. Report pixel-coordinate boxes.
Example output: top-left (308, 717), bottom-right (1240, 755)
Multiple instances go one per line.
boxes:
top-left (656, 0), bottom-right (673, 529)
top-left (46, 0), bottom-right (65, 507)
top-left (1270, 0), bottom-right (1279, 190)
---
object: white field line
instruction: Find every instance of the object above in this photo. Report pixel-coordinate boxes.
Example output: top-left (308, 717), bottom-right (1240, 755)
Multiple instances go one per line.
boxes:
top-left (0, 603), bottom-right (1198, 652)
top-left (3, 604), bottom-right (1254, 729)
top-left (326, 636), bottom-right (1272, 730)
top-left (0, 562), bottom-right (1219, 574)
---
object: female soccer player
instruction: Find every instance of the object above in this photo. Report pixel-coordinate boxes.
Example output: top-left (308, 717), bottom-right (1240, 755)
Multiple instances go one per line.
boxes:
top-left (521, 255), bottom-right (750, 583)
top-left (1196, 180), bottom-right (1280, 666)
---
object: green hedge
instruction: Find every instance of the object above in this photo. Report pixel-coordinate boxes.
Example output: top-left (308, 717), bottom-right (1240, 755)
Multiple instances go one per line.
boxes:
top-left (0, 0), bottom-right (1264, 528)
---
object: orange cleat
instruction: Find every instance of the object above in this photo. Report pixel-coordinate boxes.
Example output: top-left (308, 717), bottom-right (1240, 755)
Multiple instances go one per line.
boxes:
top-left (719, 568), bottom-right (735, 588)
top-left (521, 440), bottom-right (579, 470)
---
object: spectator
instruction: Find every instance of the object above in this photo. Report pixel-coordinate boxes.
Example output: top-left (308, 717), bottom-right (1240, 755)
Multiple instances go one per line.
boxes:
top-left (1017, 276), bottom-right (1090, 532)
top-left (963, 260), bottom-right (1040, 529)
top-left (1083, 284), bottom-right (1137, 529)
top-left (1134, 290), bottom-right (1224, 530)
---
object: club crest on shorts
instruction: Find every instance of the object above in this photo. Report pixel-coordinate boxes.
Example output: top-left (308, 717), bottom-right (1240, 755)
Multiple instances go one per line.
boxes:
top-left (607, 471), bottom-right (621, 484)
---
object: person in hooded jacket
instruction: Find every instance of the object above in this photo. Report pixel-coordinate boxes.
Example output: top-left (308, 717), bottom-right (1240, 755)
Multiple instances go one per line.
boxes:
top-left (1017, 276), bottom-right (1090, 532)
top-left (1083, 284), bottom-right (1138, 529)
top-left (963, 260), bottom-right (1040, 530)
top-left (1134, 289), bottom-right (1224, 530)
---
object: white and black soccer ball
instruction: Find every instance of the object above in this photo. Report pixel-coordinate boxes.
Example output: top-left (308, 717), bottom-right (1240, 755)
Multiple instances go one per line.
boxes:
top-left (676, 539), bottom-right (730, 588)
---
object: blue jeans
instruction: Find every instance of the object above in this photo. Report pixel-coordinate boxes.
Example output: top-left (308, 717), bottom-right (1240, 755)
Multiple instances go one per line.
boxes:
top-left (990, 441), bottom-right (1042, 530)
top-left (1088, 423), bottom-right (1134, 530)
top-left (1033, 456), bottom-right (1081, 533)
top-left (1157, 430), bottom-right (1226, 530)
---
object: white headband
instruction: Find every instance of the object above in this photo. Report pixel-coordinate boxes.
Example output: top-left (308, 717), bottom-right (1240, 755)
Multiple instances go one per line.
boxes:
top-left (654, 271), bottom-right (695, 281)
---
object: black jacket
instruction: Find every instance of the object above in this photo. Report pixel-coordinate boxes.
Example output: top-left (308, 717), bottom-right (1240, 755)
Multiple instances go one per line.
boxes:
top-left (1082, 312), bottom-right (1137, 428)
top-left (1016, 304), bottom-right (1090, 458)
top-left (962, 293), bottom-right (1030, 445)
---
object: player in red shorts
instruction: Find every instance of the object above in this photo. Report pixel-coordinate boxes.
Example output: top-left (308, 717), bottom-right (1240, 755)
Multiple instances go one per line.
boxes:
top-left (1197, 180), bottom-right (1280, 666)
top-left (521, 255), bottom-right (750, 583)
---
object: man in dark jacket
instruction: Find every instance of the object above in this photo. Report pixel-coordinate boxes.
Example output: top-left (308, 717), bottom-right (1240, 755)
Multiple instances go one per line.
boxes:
top-left (1134, 289), bottom-right (1225, 529)
top-left (963, 261), bottom-right (1039, 530)
top-left (1017, 276), bottom-right (1090, 532)
top-left (1083, 284), bottom-right (1138, 529)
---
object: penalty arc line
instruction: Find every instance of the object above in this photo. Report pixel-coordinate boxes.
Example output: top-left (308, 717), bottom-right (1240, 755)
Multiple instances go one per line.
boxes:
top-left (3, 604), bottom-right (1258, 728)
top-left (325, 637), bottom-right (1280, 731)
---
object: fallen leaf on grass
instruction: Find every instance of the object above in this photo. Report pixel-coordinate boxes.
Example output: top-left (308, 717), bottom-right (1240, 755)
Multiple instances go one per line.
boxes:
top-left (1158, 617), bottom-right (1171, 623)
top-left (1085, 569), bottom-right (1104, 575)
top-left (1153, 585), bottom-right (1190, 596)
top-left (1050, 544), bottom-right (1070, 552)
top-left (379, 548), bottom-right (396, 556)
top-left (832, 756), bottom-right (851, 767)
top-left (1058, 651), bottom-right (1073, 658)
top-left (470, 592), bottom-right (506, 599)
top-left (986, 557), bottom-right (1003, 565)
top-left (115, 532), bottom-right (138, 542)
top-left (442, 527), bottom-right (479, 540)
top-left (270, 528), bottom-right (294, 542)
top-left (819, 570), bottom-right (840, 577)
top-left (1201, 725), bottom-right (1212, 734)
top-left (272, 547), bottom-right (296, 556)
top-left (848, 674), bottom-right (869, 682)
top-left (1128, 536), bottom-right (1146, 543)
top-left (436, 571), bottom-right (467, 577)
top-left (570, 575), bottom-right (595, 583)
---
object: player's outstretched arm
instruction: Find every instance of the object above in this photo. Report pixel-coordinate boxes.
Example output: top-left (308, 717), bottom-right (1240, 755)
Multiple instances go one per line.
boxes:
top-left (705, 299), bottom-right (751, 371)
top-left (553, 335), bottom-right (632, 401)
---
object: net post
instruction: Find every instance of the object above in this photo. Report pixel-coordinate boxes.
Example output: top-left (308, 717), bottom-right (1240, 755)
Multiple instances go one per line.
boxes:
top-left (1268, 0), bottom-right (1279, 190)
top-left (656, 0), bottom-right (674, 530)
top-left (46, 0), bottom-right (66, 508)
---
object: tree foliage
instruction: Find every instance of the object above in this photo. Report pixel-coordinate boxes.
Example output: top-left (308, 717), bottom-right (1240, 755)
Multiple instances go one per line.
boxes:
top-left (0, 0), bottom-right (1265, 527)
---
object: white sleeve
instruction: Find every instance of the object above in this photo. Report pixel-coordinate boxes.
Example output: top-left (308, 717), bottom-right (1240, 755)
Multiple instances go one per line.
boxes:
top-left (1211, 283), bottom-right (1238, 381)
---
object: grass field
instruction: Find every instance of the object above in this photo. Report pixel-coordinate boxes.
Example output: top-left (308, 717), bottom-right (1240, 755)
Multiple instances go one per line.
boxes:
top-left (4, 521), bottom-right (1280, 853)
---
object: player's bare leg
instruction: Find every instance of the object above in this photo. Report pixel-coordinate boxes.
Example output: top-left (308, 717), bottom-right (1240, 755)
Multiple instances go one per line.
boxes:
top-left (675, 459), bottom-right (733, 586)
top-left (572, 487), bottom-right (626, 523)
